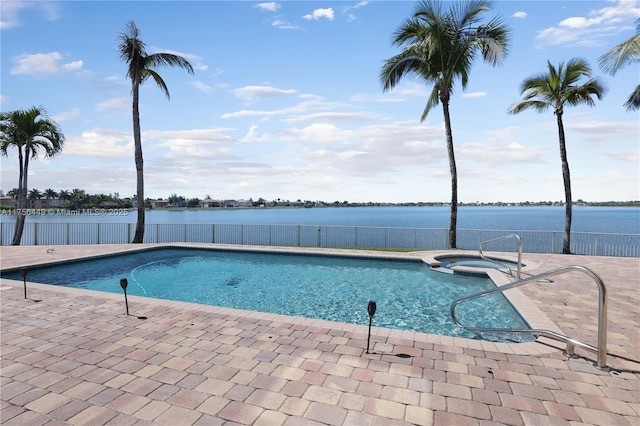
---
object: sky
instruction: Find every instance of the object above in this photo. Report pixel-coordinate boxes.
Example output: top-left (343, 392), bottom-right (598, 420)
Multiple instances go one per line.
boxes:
top-left (1, 0), bottom-right (639, 204)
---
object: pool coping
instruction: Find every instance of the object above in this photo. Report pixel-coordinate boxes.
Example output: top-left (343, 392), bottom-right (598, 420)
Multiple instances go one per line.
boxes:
top-left (0, 243), bottom-right (562, 357)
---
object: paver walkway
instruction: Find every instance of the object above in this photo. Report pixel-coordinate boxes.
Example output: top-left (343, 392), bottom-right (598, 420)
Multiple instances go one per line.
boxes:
top-left (1, 244), bottom-right (639, 425)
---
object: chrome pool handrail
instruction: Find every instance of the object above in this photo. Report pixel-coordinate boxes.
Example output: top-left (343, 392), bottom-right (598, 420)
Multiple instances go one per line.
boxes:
top-left (450, 265), bottom-right (609, 369)
top-left (479, 233), bottom-right (522, 279)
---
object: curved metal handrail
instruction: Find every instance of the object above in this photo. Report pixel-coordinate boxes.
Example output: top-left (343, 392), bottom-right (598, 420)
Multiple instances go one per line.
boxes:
top-left (451, 265), bottom-right (608, 369)
top-left (479, 233), bottom-right (522, 279)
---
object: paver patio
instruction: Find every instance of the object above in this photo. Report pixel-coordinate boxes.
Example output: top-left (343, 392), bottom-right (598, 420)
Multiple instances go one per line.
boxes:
top-left (1, 244), bottom-right (639, 425)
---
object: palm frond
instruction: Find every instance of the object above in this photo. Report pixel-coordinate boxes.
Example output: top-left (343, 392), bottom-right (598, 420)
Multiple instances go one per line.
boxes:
top-left (144, 69), bottom-right (171, 99)
top-left (146, 53), bottom-right (195, 75)
top-left (598, 20), bottom-right (640, 75)
top-left (420, 85), bottom-right (441, 122)
top-left (624, 84), bottom-right (640, 111)
top-left (508, 100), bottom-right (549, 115)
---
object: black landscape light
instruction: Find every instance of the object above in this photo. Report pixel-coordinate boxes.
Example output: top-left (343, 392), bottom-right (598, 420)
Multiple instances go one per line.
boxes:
top-left (20, 268), bottom-right (28, 299)
top-left (366, 300), bottom-right (377, 354)
top-left (119, 278), bottom-right (147, 320)
top-left (19, 268), bottom-right (40, 302)
top-left (120, 278), bottom-right (130, 315)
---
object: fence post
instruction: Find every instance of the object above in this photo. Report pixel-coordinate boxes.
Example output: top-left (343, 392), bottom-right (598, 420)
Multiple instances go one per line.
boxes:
top-left (552, 231), bottom-right (557, 253)
top-left (97, 223), bottom-right (100, 244)
top-left (212, 224), bottom-right (215, 243)
top-left (317, 226), bottom-right (321, 247)
top-left (297, 225), bottom-right (300, 247)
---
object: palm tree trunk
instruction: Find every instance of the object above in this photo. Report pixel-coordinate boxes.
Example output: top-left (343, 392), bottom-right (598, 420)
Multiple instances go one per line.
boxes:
top-left (131, 81), bottom-right (145, 243)
top-left (12, 146), bottom-right (29, 245)
top-left (556, 113), bottom-right (572, 254)
top-left (441, 97), bottom-right (458, 249)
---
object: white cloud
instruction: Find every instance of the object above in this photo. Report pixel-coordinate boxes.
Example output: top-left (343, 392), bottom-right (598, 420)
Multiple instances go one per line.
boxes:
top-left (192, 81), bottom-right (215, 94)
top-left (343, 1), bottom-right (368, 12)
top-left (64, 129), bottom-right (133, 159)
top-left (536, 0), bottom-right (640, 46)
top-left (11, 52), bottom-right (83, 76)
top-left (303, 8), bottom-right (335, 21)
top-left (1, 1), bottom-right (60, 30)
top-left (461, 92), bottom-right (487, 99)
top-left (343, 1), bottom-right (368, 21)
top-left (255, 2), bottom-right (280, 12)
top-left (512, 11), bottom-right (527, 19)
top-left (565, 121), bottom-right (640, 142)
top-left (52, 108), bottom-right (82, 122)
top-left (232, 85), bottom-right (298, 101)
top-left (459, 134), bottom-right (547, 166)
top-left (272, 19), bottom-right (301, 30)
top-left (1, 1), bottom-right (28, 29)
top-left (606, 149), bottom-right (639, 163)
top-left (282, 111), bottom-right (375, 124)
top-left (97, 97), bottom-right (129, 112)
top-left (221, 109), bottom-right (284, 119)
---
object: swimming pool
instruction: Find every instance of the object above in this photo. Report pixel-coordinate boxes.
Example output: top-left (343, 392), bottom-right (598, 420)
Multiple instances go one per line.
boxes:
top-left (1, 247), bottom-right (533, 342)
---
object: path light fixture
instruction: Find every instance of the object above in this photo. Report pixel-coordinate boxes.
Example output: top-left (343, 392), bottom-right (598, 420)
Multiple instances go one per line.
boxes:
top-left (20, 268), bottom-right (41, 302)
top-left (119, 278), bottom-right (147, 320)
top-left (366, 300), bottom-right (377, 354)
top-left (120, 278), bottom-right (130, 315)
top-left (20, 268), bottom-right (28, 299)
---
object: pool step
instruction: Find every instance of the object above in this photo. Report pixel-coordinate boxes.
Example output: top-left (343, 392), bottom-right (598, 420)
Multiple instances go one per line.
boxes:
top-left (430, 266), bottom-right (454, 274)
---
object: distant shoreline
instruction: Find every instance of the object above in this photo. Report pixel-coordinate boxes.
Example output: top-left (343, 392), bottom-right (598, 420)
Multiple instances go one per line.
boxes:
top-left (1, 201), bottom-right (639, 216)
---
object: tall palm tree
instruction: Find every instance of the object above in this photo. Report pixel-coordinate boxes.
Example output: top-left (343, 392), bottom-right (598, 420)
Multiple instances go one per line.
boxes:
top-left (598, 18), bottom-right (640, 111)
top-left (0, 106), bottom-right (65, 245)
top-left (380, 0), bottom-right (510, 249)
top-left (118, 21), bottom-right (194, 243)
top-left (508, 58), bottom-right (606, 254)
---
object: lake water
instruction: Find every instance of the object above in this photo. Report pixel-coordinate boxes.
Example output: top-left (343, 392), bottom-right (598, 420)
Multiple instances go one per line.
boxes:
top-left (3, 206), bottom-right (638, 234)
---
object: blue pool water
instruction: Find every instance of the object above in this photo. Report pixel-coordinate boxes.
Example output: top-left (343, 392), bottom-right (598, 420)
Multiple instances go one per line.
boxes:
top-left (1, 248), bottom-right (533, 342)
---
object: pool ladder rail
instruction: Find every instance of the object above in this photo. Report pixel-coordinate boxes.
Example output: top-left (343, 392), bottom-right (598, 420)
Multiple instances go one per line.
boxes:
top-left (450, 265), bottom-right (609, 370)
top-left (479, 233), bottom-right (522, 280)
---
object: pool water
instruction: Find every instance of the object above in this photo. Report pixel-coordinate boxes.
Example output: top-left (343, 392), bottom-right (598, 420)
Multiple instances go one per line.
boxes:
top-left (1, 248), bottom-right (533, 342)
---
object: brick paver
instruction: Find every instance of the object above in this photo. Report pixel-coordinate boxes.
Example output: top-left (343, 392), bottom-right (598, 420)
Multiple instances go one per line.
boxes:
top-left (1, 244), bottom-right (639, 425)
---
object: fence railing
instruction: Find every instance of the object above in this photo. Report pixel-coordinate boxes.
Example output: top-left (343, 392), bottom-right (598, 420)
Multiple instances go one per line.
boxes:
top-left (1, 221), bottom-right (638, 257)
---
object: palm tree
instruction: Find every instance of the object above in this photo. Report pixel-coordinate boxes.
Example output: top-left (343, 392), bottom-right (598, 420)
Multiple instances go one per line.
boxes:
top-left (58, 189), bottom-right (71, 208)
top-left (0, 107), bottom-right (65, 245)
top-left (508, 58), bottom-right (606, 254)
top-left (44, 188), bottom-right (58, 199)
top-left (7, 188), bottom-right (19, 199)
top-left (598, 18), bottom-right (640, 111)
top-left (28, 188), bottom-right (42, 208)
top-left (118, 21), bottom-right (194, 243)
top-left (380, 0), bottom-right (510, 249)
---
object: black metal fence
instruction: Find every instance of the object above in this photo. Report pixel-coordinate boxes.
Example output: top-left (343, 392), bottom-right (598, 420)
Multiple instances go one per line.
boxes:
top-left (1, 221), bottom-right (638, 257)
